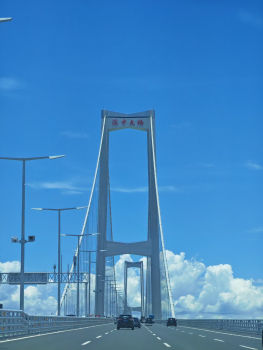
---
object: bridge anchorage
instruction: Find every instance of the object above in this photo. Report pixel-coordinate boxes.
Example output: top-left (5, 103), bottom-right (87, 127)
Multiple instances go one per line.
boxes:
top-left (60, 110), bottom-right (175, 319)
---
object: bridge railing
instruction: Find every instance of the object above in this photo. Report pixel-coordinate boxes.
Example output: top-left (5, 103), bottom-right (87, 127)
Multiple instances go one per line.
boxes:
top-left (155, 319), bottom-right (263, 335)
top-left (0, 309), bottom-right (113, 338)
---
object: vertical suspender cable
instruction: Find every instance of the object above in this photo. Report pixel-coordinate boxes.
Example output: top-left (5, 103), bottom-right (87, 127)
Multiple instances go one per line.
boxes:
top-left (150, 116), bottom-right (175, 318)
top-left (60, 116), bottom-right (107, 308)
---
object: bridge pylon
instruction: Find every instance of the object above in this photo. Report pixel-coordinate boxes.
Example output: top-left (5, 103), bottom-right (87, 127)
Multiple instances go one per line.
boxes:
top-left (95, 110), bottom-right (162, 319)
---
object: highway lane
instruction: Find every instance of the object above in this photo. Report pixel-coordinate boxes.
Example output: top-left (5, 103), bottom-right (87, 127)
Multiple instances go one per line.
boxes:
top-left (0, 322), bottom-right (116, 350)
top-left (0, 321), bottom-right (261, 350)
top-left (0, 322), bottom-right (163, 350)
top-left (152, 323), bottom-right (262, 350)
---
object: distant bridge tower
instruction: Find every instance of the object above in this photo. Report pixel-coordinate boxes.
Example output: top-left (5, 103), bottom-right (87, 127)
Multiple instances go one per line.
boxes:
top-left (124, 261), bottom-right (144, 316)
top-left (95, 110), bottom-right (161, 318)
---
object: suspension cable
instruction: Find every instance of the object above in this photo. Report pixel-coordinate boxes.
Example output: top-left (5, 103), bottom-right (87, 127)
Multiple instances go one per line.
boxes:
top-left (150, 116), bottom-right (175, 318)
top-left (60, 116), bottom-right (107, 309)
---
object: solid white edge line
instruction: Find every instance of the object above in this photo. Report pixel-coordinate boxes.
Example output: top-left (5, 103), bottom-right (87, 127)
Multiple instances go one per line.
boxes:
top-left (0, 323), bottom-right (112, 343)
top-left (82, 341), bottom-right (91, 345)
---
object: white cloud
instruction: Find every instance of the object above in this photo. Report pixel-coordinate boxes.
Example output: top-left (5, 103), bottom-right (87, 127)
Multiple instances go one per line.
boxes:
top-left (168, 253), bottom-right (263, 318)
top-left (114, 252), bottom-right (263, 319)
top-left (111, 186), bottom-right (179, 193)
top-left (60, 131), bottom-right (89, 139)
top-left (0, 261), bottom-right (20, 273)
top-left (2, 254), bottom-right (263, 318)
top-left (28, 179), bottom-right (90, 195)
top-left (245, 161), bottom-right (263, 170)
top-left (111, 187), bottom-right (148, 193)
top-left (0, 78), bottom-right (22, 90)
top-left (158, 186), bottom-right (180, 193)
top-left (238, 10), bottom-right (263, 29)
top-left (248, 227), bottom-right (263, 233)
top-left (0, 261), bottom-right (57, 315)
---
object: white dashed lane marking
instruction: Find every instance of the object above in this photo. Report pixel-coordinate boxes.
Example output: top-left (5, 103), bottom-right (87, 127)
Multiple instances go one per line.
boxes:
top-left (157, 337), bottom-right (161, 340)
top-left (177, 326), bottom-right (260, 340)
top-left (199, 335), bottom-right (205, 338)
top-left (214, 339), bottom-right (224, 342)
top-left (96, 336), bottom-right (102, 338)
top-left (164, 343), bottom-right (171, 348)
top-left (81, 341), bottom-right (91, 345)
top-left (239, 346), bottom-right (258, 350)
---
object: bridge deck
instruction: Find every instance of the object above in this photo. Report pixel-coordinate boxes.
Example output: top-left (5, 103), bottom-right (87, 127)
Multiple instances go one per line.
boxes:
top-left (0, 322), bottom-right (260, 350)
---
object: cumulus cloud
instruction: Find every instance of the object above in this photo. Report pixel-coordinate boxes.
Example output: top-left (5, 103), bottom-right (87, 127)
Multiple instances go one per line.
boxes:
top-left (2, 254), bottom-right (263, 318)
top-left (0, 261), bottom-right (20, 273)
top-left (114, 252), bottom-right (263, 319)
top-left (168, 253), bottom-right (263, 319)
top-left (0, 261), bottom-right (57, 315)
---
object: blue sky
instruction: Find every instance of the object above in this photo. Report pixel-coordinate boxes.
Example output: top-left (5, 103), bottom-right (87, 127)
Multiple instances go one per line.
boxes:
top-left (0, 0), bottom-right (262, 314)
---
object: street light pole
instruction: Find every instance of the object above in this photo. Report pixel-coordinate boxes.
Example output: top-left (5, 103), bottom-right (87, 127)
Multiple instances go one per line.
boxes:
top-left (58, 210), bottom-right (61, 314)
top-left (62, 234), bottom-right (99, 316)
top-left (89, 252), bottom-right (91, 316)
top-left (32, 205), bottom-right (86, 315)
top-left (20, 160), bottom-right (26, 311)
top-left (77, 235), bottom-right (80, 317)
top-left (0, 155), bottom-right (65, 311)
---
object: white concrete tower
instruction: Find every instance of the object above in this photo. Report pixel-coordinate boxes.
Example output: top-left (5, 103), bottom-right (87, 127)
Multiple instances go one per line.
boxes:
top-left (95, 110), bottom-right (161, 319)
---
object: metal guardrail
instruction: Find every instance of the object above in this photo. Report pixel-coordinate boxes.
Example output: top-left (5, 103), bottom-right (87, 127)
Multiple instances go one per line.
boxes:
top-left (155, 319), bottom-right (263, 335)
top-left (0, 309), bottom-right (113, 338)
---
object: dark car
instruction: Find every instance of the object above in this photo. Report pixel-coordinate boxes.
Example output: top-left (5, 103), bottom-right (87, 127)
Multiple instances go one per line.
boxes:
top-left (145, 317), bottom-right (153, 325)
top-left (167, 318), bottom-right (177, 327)
top-left (117, 315), bottom-right (134, 330)
top-left (133, 317), bottom-right (141, 328)
top-left (140, 316), bottom-right (145, 323)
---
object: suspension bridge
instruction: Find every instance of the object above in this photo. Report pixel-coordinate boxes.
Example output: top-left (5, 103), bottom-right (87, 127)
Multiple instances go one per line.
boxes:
top-left (60, 110), bottom-right (174, 319)
top-left (1, 110), bottom-right (262, 349)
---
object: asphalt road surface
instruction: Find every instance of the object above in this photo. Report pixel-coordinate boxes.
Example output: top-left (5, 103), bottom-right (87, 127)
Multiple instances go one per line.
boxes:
top-left (0, 322), bottom-right (261, 350)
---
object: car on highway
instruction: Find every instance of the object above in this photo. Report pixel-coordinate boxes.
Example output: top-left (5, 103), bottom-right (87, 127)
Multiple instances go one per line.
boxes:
top-left (140, 316), bottom-right (145, 323)
top-left (117, 314), bottom-right (134, 330)
top-left (145, 317), bottom-right (154, 325)
top-left (133, 317), bottom-right (141, 328)
top-left (167, 317), bottom-right (177, 327)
